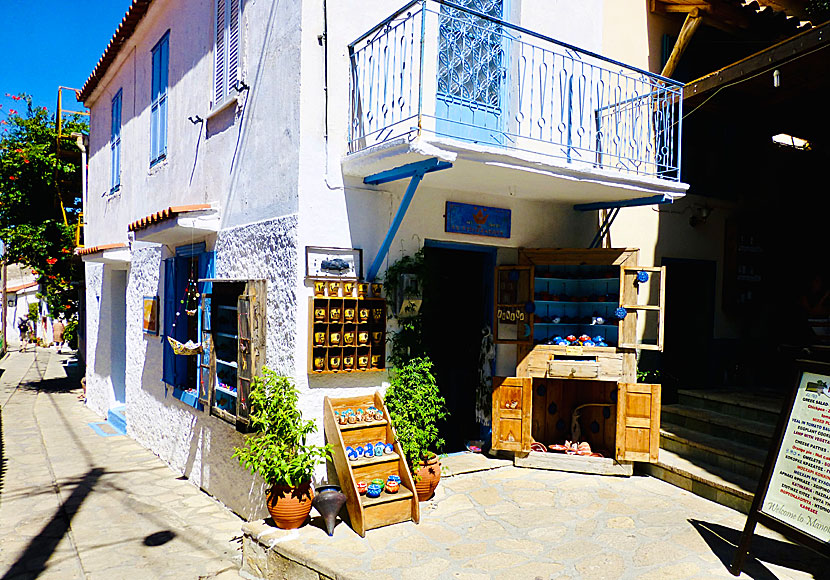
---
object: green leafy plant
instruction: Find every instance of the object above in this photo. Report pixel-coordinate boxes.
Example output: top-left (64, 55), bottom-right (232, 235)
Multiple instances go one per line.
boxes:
top-left (382, 249), bottom-right (429, 367)
top-left (233, 368), bottom-right (331, 487)
top-left (807, 0), bottom-right (830, 23)
top-left (384, 356), bottom-right (448, 471)
top-left (64, 318), bottom-right (79, 350)
top-left (28, 302), bottom-right (38, 322)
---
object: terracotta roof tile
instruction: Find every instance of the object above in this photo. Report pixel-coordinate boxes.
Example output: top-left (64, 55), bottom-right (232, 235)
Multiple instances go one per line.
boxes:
top-left (7, 281), bottom-right (38, 293)
top-left (127, 204), bottom-right (213, 233)
top-left (75, 243), bottom-right (129, 256)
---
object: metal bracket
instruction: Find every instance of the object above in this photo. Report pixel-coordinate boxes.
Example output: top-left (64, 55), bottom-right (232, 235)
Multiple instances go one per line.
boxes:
top-left (364, 158), bottom-right (452, 281)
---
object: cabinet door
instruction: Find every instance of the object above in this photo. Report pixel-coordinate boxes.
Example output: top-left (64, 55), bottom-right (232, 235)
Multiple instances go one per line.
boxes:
top-left (491, 377), bottom-right (532, 452)
top-left (494, 266), bottom-right (533, 344)
top-left (619, 266), bottom-right (666, 351)
top-left (615, 383), bottom-right (660, 462)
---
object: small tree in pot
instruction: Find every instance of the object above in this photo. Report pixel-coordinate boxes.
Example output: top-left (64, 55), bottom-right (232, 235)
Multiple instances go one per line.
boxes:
top-left (384, 356), bottom-right (448, 501)
top-left (233, 368), bottom-right (331, 529)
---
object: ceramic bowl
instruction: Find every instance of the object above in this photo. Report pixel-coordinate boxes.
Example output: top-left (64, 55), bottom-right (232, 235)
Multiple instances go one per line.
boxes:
top-left (387, 475), bottom-right (401, 484)
top-left (366, 484), bottom-right (382, 498)
top-left (347, 449), bottom-right (358, 461)
top-left (384, 443), bottom-right (394, 454)
top-left (374, 445), bottom-right (384, 457)
top-left (356, 481), bottom-right (367, 494)
top-left (371, 478), bottom-right (385, 491)
top-left (365, 443), bottom-right (374, 456)
top-left (355, 445), bottom-right (365, 458)
top-left (385, 481), bottom-right (399, 494)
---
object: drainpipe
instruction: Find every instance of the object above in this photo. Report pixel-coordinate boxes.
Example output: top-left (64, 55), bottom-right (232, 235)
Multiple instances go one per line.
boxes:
top-left (320, 0), bottom-right (328, 141)
top-left (71, 132), bottom-right (89, 242)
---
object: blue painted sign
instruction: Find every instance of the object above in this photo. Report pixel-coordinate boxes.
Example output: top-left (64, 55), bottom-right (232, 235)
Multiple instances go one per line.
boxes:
top-left (445, 202), bottom-right (511, 238)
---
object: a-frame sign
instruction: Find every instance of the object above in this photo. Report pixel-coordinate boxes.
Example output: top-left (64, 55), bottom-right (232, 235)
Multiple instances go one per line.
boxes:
top-left (731, 360), bottom-right (830, 575)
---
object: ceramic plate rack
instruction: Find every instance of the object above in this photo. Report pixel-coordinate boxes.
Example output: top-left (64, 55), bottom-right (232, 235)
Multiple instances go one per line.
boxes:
top-left (323, 392), bottom-right (419, 537)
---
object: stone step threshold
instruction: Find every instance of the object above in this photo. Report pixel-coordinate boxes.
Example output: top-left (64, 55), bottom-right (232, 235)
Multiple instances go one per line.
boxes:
top-left (677, 388), bottom-right (784, 416)
top-left (660, 422), bottom-right (768, 468)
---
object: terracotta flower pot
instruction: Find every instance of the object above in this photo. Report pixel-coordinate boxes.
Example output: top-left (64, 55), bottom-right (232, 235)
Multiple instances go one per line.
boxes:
top-left (414, 455), bottom-right (441, 501)
top-left (267, 482), bottom-right (314, 529)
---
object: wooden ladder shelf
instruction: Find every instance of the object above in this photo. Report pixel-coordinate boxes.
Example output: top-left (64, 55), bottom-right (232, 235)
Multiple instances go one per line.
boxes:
top-left (323, 392), bottom-right (419, 537)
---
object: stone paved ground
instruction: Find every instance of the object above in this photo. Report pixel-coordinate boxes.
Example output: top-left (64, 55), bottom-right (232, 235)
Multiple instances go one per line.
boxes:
top-left (0, 346), bottom-right (245, 579)
top-left (243, 454), bottom-right (830, 579)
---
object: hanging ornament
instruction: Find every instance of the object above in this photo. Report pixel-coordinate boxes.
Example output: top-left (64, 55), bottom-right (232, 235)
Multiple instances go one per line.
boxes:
top-left (636, 271), bottom-right (649, 284)
top-left (615, 307), bottom-right (628, 320)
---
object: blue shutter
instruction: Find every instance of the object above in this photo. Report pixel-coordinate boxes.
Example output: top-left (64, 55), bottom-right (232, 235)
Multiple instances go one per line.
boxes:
top-left (197, 252), bottom-right (216, 406)
top-left (111, 90), bottom-right (122, 192)
top-left (150, 32), bottom-right (169, 164)
top-left (162, 258), bottom-right (176, 386)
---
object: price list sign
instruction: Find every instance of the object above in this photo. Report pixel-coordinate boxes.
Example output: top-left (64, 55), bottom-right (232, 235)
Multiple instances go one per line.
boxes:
top-left (732, 361), bottom-right (830, 575)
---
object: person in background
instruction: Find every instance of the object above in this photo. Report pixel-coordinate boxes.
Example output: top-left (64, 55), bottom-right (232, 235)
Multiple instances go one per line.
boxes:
top-left (17, 317), bottom-right (30, 351)
top-left (52, 317), bottom-right (66, 352)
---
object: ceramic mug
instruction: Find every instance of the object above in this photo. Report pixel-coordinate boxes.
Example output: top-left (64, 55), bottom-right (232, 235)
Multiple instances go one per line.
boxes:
top-left (344, 331), bottom-right (355, 345)
top-left (329, 307), bottom-right (341, 323)
top-left (313, 357), bottom-right (325, 371)
top-left (327, 281), bottom-right (341, 297)
top-left (371, 283), bottom-right (383, 297)
top-left (374, 445), bottom-right (384, 457)
top-left (329, 331), bottom-right (341, 345)
top-left (313, 281), bottom-right (326, 297)
top-left (385, 481), bottom-right (399, 494)
top-left (314, 332), bottom-right (326, 346)
top-left (343, 281), bottom-right (355, 296)
top-left (371, 478), bottom-right (385, 491)
top-left (355, 445), bottom-right (365, 458)
top-left (314, 307), bottom-right (326, 321)
top-left (357, 283), bottom-right (369, 298)
top-left (343, 355), bottom-right (354, 370)
top-left (371, 354), bottom-right (381, 368)
top-left (365, 443), bottom-right (374, 456)
top-left (358, 331), bottom-right (369, 345)
top-left (358, 308), bottom-right (369, 323)
top-left (387, 475), bottom-right (401, 485)
top-left (358, 355), bottom-right (369, 369)
top-left (366, 484), bottom-right (381, 498)
top-left (344, 308), bottom-right (355, 322)
top-left (371, 331), bottom-right (383, 345)
top-left (329, 356), bottom-right (340, 370)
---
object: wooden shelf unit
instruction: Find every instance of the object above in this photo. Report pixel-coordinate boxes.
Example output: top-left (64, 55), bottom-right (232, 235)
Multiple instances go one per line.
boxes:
top-left (323, 392), bottom-right (419, 537)
top-left (309, 297), bottom-right (386, 374)
top-left (491, 249), bottom-right (665, 475)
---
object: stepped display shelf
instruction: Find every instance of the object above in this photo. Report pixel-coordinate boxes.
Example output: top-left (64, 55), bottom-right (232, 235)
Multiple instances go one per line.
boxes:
top-left (323, 392), bottom-right (419, 537)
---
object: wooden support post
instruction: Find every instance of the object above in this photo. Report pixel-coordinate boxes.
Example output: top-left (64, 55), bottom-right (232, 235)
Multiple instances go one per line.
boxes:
top-left (661, 8), bottom-right (704, 78)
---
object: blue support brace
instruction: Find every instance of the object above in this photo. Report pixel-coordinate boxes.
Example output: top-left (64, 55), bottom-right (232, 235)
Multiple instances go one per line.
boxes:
top-left (364, 158), bottom-right (452, 282)
top-left (573, 194), bottom-right (672, 212)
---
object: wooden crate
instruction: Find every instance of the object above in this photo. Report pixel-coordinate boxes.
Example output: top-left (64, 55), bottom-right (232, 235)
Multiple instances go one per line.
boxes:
top-left (323, 392), bottom-right (419, 537)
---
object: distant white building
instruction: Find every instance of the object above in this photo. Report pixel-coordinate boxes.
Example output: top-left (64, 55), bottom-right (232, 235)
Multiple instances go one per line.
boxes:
top-left (79, 0), bottom-right (689, 519)
top-left (4, 264), bottom-right (53, 346)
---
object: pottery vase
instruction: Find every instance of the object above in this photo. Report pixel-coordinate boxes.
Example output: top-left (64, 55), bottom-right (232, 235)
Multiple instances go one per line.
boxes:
top-left (311, 485), bottom-right (347, 536)
top-left (414, 455), bottom-right (441, 501)
top-left (267, 482), bottom-right (314, 530)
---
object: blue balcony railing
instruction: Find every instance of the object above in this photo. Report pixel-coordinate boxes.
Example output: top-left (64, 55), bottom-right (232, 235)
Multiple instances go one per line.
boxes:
top-left (349, 0), bottom-right (683, 181)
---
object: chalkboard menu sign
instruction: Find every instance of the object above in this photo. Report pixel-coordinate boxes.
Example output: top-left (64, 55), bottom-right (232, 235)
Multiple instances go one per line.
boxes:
top-left (732, 360), bottom-right (830, 575)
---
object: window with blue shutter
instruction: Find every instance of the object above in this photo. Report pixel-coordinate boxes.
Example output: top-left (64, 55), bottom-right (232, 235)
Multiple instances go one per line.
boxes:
top-left (110, 89), bottom-right (122, 193)
top-left (150, 31), bottom-right (169, 166)
top-left (213, 0), bottom-right (241, 108)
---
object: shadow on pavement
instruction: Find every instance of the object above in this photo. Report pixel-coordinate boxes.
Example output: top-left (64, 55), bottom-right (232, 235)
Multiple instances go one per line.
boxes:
top-left (0, 409), bottom-right (5, 498)
top-left (689, 519), bottom-right (829, 579)
top-left (2, 467), bottom-right (104, 580)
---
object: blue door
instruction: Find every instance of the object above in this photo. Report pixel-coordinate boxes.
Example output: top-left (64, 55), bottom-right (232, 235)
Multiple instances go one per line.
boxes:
top-left (436, 0), bottom-right (507, 145)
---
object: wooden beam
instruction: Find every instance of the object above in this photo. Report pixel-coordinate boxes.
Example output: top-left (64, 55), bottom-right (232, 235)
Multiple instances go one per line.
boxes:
top-left (683, 19), bottom-right (830, 101)
top-left (661, 7), bottom-right (704, 78)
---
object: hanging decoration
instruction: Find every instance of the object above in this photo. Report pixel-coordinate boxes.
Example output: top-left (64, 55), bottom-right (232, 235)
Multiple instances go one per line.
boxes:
top-left (170, 256), bottom-right (203, 355)
top-left (475, 325), bottom-right (496, 425)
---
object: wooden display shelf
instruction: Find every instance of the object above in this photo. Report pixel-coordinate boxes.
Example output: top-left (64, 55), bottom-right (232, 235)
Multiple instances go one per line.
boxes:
top-left (323, 392), bottom-right (419, 537)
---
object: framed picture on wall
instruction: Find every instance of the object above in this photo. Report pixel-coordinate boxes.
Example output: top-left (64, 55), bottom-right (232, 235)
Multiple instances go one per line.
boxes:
top-left (305, 247), bottom-right (363, 280)
top-left (143, 296), bottom-right (159, 335)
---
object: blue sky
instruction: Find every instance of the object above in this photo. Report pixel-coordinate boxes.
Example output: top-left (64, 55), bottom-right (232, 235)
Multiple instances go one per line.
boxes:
top-left (0, 0), bottom-right (131, 116)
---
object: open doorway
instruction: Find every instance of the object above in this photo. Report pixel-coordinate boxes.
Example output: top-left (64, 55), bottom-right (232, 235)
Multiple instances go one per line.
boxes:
top-left (110, 269), bottom-right (127, 405)
top-left (422, 241), bottom-right (495, 452)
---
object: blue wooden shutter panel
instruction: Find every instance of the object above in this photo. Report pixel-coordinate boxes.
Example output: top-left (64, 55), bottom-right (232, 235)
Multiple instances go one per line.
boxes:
top-left (162, 258), bottom-right (176, 386)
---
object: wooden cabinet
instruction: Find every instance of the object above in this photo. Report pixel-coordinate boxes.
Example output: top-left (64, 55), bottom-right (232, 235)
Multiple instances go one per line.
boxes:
top-left (323, 393), bottom-right (419, 537)
top-left (491, 248), bottom-right (664, 473)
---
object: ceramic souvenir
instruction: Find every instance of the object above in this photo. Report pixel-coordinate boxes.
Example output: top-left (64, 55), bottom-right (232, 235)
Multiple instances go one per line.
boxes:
top-left (356, 481), bottom-right (367, 495)
top-left (314, 331), bottom-right (326, 346)
top-left (358, 355), bottom-right (369, 369)
top-left (366, 484), bottom-right (382, 498)
top-left (374, 445), bottom-right (384, 456)
top-left (313, 281), bottom-right (326, 297)
top-left (329, 355), bottom-right (341, 370)
top-left (566, 335), bottom-right (577, 342)
top-left (387, 475), bottom-right (401, 484)
top-left (347, 413), bottom-right (357, 424)
top-left (372, 331), bottom-right (383, 345)
top-left (313, 356), bottom-right (325, 371)
top-left (579, 334), bottom-right (591, 343)
top-left (371, 354), bottom-right (381, 368)
top-left (344, 331), bottom-right (355, 346)
top-left (384, 443), bottom-right (394, 454)
top-left (329, 307), bottom-right (341, 323)
top-left (343, 281), bottom-right (355, 296)
top-left (371, 283), bottom-right (383, 297)
top-left (358, 308), bottom-right (370, 323)
top-left (371, 478), bottom-right (385, 491)
top-left (593, 336), bottom-right (605, 344)
top-left (344, 308), bottom-right (355, 322)
top-left (343, 355), bottom-right (354, 370)
top-left (582, 341), bottom-right (595, 347)
top-left (314, 307), bottom-right (326, 321)
top-left (365, 443), bottom-right (374, 456)
top-left (347, 447), bottom-right (358, 461)
top-left (357, 283), bottom-right (369, 298)
top-left (327, 281), bottom-right (341, 297)
top-left (329, 331), bottom-right (341, 346)
top-left (355, 445), bottom-right (365, 458)
top-left (372, 308), bottom-right (384, 323)
top-left (385, 481), bottom-right (399, 494)
top-left (358, 331), bottom-right (369, 345)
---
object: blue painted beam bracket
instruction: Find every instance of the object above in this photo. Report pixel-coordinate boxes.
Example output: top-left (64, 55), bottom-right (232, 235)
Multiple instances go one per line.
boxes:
top-left (364, 158), bottom-right (452, 282)
top-left (573, 194), bottom-right (672, 212)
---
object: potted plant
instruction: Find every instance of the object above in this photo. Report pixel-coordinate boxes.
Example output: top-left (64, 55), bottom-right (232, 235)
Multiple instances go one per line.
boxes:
top-left (384, 356), bottom-right (449, 501)
top-left (233, 368), bottom-right (331, 529)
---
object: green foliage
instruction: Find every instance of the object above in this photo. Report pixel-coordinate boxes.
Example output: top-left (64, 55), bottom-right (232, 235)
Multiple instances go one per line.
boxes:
top-left (0, 94), bottom-right (86, 319)
top-left (382, 249), bottom-right (428, 367)
top-left (807, 0), bottom-right (830, 22)
top-left (28, 302), bottom-right (38, 322)
top-left (384, 357), bottom-right (448, 470)
top-left (64, 318), bottom-right (79, 349)
top-left (233, 368), bottom-right (331, 487)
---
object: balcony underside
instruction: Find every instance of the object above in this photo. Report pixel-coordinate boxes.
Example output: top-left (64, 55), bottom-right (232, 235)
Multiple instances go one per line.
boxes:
top-left (342, 136), bottom-right (688, 203)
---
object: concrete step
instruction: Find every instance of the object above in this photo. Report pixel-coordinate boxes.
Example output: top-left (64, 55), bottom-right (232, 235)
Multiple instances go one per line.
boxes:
top-left (107, 405), bottom-right (127, 435)
top-left (638, 448), bottom-right (756, 514)
top-left (661, 404), bottom-right (775, 450)
top-left (660, 422), bottom-right (767, 482)
top-left (677, 389), bottom-right (784, 424)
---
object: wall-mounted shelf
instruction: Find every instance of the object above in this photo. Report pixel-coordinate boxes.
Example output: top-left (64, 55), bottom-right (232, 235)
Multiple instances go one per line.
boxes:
top-left (309, 297), bottom-right (386, 373)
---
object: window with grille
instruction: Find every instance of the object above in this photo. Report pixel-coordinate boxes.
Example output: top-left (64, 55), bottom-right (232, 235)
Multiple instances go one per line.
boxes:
top-left (213, 0), bottom-right (241, 109)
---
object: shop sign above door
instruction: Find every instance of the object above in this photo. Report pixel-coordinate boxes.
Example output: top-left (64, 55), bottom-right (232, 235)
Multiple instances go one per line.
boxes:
top-left (445, 201), bottom-right (511, 238)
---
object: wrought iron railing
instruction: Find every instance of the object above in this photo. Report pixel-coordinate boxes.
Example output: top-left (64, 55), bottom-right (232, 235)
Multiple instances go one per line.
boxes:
top-left (349, 0), bottom-right (683, 181)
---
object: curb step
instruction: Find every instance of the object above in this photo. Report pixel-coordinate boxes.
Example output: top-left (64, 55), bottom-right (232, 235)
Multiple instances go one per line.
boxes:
top-left (677, 388), bottom-right (783, 424)
top-left (107, 405), bottom-right (127, 435)
top-left (660, 422), bottom-right (767, 481)
top-left (639, 448), bottom-right (756, 514)
top-left (661, 403), bottom-right (775, 449)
